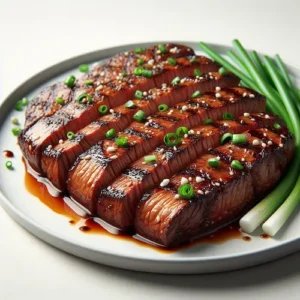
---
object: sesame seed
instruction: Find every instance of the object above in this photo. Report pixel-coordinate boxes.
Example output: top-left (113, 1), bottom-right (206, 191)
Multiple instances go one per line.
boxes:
top-left (182, 105), bottom-right (188, 112)
top-left (229, 170), bottom-right (234, 176)
top-left (181, 177), bottom-right (189, 185)
top-left (215, 92), bottom-right (221, 98)
top-left (249, 94), bottom-right (255, 98)
top-left (243, 92), bottom-right (247, 97)
top-left (243, 112), bottom-right (250, 117)
top-left (189, 177), bottom-right (192, 181)
top-left (262, 142), bottom-right (267, 148)
top-left (47, 145), bottom-right (53, 150)
top-left (265, 114), bottom-right (270, 119)
top-left (83, 155), bottom-right (91, 160)
top-left (173, 146), bottom-right (177, 151)
top-left (169, 47), bottom-right (178, 53)
top-left (156, 50), bottom-right (161, 54)
top-left (110, 155), bottom-right (118, 160)
top-left (93, 71), bottom-right (99, 77)
top-left (59, 139), bottom-right (63, 144)
top-left (160, 179), bottom-right (170, 187)
top-left (107, 146), bottom-right (116, 152)
top-left (184, 134), bottom-right (188, 138)
top-left (252, 139), bottom-right (260, 146)
top-left (197, 190), bottom-right (204, 195)
top-left (229, 97), bottom-right (234, 101)
top-left (215, 182), bottom-right (220, 186)
top-left (143, 91), bottom-right (147, 96)
top-left (148, 59), bottom-right (154, 66)
top-left (241, 158), bottom-right (245, 161)
top-left (205, 190), bottom-right (209, 195)
top-left (279, 143), bottom-right (284, 147)
top-left (280, 134), bottom-right (287, 139)
top-left (124, 52), bottom-right (129, 56)
top-left (196, 176), bottom-right (204, 183)
top-left (267, 141), bottom-right (273, 145)
top-left (109, 109), bottom-right (114, 113)
top-left (174, 194), bottom-right (180, 199)
top-left (189, 130), bottom-right (195, 134)
top-left (100, 72), bottom-right (105, 76)
top-left (215, 86), bottom-right (221, 91)
top-left (161, 154), bottom-right (166, 160)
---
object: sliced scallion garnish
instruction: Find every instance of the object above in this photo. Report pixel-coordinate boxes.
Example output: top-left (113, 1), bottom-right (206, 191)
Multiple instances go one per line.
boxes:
top-left (134, 90), bottom-right (143, 99)
top-left (5, 161), bottom-right (13, 170)
top-left (106, 129), bottom-right (116, 140)
top-left (64, 75), bottom-right (76, 87)
top-left (77, 93), bottom-right (93, 104)
top-left (158, 44), bottom-right (167, 54)
top-left (116, 136), bottom-right (128, 147)
top-left (21, 97), bottom-right (29, 106)
top-left (167, 57), bottom-right (177, 66)
top-left (178, 184), bottom-right (195, 199)
top-left (124, 100), bottom-right (135, 109)
top-left (220, 133), bottom-right (233, 144)
top-left (134, 47), bottom-right (146, 54)
top-left (273, 123), bottom-right (281, 130)
top-left (231, 160), bottom-right (244, 170)
top-left (171, 76), bottom-right (180, 85)
top-left (223, 112), bottom-right (234, 120)
top-left (191, 90), bottom-right (201, 98)
top-left (85, 79), bottom-right (94, 86)
top-left (202, 119), bottom-right (213, 125)
top-left (12, 127), bottom-right (21, 136)
top-left (56, 97), bottom-right (65, 105)
top-left (232, 134), bottom-right (247, 144)
top-left (176, 127), bottom-right (188, 138)
top-left (79, 64), bottom-right (89, 73)
top-left (133, 110), bottom-right (145, 122)
top-left (158, 104), bottom-right (168, 112)
top-left (137, 58), bottom-right (144, 66)
top-left (98, 105), bottom-right (108, 115)
top-left (194, 69), bottom-right (202, 77)
top-left (164, 133), bottom-right (180, 147)
top-left (208, 158), bottom-right (220, 168)
top-left (144, 155), bottom-right (157, 164)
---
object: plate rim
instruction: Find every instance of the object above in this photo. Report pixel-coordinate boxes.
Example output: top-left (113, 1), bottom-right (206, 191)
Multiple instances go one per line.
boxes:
top-left (0, 41), bottom-right (299, 272)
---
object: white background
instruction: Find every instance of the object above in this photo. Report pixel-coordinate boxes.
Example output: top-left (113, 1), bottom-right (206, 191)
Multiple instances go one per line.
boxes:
top-left (0, 0), bottom-right (299, 299)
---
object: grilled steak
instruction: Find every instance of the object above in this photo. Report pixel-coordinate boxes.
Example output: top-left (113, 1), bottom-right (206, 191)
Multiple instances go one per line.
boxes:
top-left (68, 87), bottom-right (264, 213)
top-left (25, 44), bottom-right (196, 127)
top-left (41, 73), bottom-right (239, 191)
top-left (135, 126), bottom-right (294, 247)
top-left (20, 54), bottom-right (219, 174)
top-left (97, 113), bottom-right (282, 230)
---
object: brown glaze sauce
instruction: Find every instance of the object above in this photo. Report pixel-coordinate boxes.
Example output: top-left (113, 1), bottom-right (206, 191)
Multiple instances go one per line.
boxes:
top-left (3, 150), bottom-right (14, 158)
top-left (242, 236), bottom-right (252, 242)
top-left (260, 233), bottom-right (271, 239)
top-left (23, 160), bottom-right (248, 253)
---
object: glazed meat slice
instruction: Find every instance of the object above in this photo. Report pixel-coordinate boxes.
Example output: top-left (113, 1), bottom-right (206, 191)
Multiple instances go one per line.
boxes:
top-left (135, 126), bottom-right (294, 247)
top-left (20, 54), bottom-right (219, 174)
top-left (68, 87), bottom-right (265, 213)
top-left (41, 73), bottom-right (239, 191)
top-left (96, 113), bottom-right (282, 230)
top-left (25, 43), bottom-right (196, 127)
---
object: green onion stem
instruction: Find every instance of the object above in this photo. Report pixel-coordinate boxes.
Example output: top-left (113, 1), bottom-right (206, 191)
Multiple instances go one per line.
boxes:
top-left (199, 42), bottom-right (287, 121)
top-left (251, 51), bottom-right (274, 87)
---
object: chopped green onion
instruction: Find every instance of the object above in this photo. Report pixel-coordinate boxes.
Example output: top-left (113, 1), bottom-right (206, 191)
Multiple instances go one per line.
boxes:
top-left (98, 105), bottom-right (108, 115)
top-left (203, 119), bottom-right (213, 125)
top-left (64, 75), bottom-right (76, 88)
top-left (191, 90), bottom-right (201, 98)
top-left (121, 71), bottom-right (127, 77)
top-left (158, 104), bottom-right (168, 112)
top-left (79, 64), bottom-right (89, 73)
top-left (137, 58), bottom-right (144, 66)
top-left (158, 44), bottom-right (168, 54)
top-left (134, 47), bottom-right (146, 54)
top-left (116, 136), bottom-right (128, 147)
top-left (274, 123), bottom-right (281, 130)
top-left (141, 69), bottom-right (153, 78)
top-left (223, 112), bottom-right (234, 120)
top-left (218, 67), bottom-right (227, 75)
top-left (167, 57), bottom-right (177, 66)
top-left (176, 127), bottom-right (188, 138)
top-left (178, 184), bottom-right (195, 199)
top-left (124, 100), bottom-right (135, 109)
top-left (21, 97), bottom-right (29, 106)
top-left (105, 129), bottom-right (116, 139)
top-left (208, 158), bottom-right (220, 168)
top-left (231, 160), bottom-right (244, 170)
top-left (164, 133), bottom-right (180, 147)
top-left (133, 110), bottom-right (145, 122)
top-left (134, 90), bottom-right (143, 99)
top-left (194, 69), bottom-right (202, 76)
top-left (11, 117), bottom-right (19, 125)
top-left (85, 79), bottom-right (94, 86)
top-left (5, 161), bottom-right (13, 170)
top-left (77, 93), bottom-right (93, 104)
top-left (12, 127), bottom-right (21, 136)
top-left (171, 76), bottom-right (181, 85)
top-left (15, 101), bottom-right (23, 111)
top-left (67, 131), bottom-right (75, 140)
top-left (134, 67), bottom-right (143, 76)
top-left (56, 97), bottom-right (65, 105)
top-left (220, 133), bottom-right (233, 144)
top-left (144, 155), bottom-right (157, 164)
top-left (232, 134), bottom-right (247, 144)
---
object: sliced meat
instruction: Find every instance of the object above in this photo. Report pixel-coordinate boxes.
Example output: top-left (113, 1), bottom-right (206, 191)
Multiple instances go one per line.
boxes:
top-left (68, 87), bottom-right (265, 213)
top-left (135, 126), bottom-right (294, 247)
top-left (97, 113), bottom-right (282, 230)
top-left (20, 54), bottom-right (219, 174)
top-left (42, 73), bottom-right (239, 191)
top-left (25, 43), bottom-right (196, 127)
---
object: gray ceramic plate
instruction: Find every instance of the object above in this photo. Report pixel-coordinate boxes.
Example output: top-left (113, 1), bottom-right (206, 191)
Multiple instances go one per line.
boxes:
top-left (0, 42), bottom-right (299, 274)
